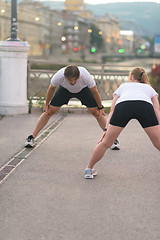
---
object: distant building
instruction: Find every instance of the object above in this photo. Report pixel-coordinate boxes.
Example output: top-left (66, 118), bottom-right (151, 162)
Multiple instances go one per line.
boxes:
top-left (62, 10), bottom-right (90, 54)
top-left (96, 15), bottom-right (120, 54)
top-left (65, 0), bottom-right (93, 19)
top-left (19, 0), bottom-right (63, 56)
top-left (0, 0), bottom-right (46, 56)
top-left (0, 0), bottom-right (64, 56)
top-left (18, 1), bottom-right (46, 56)
top-left (0, 0), bottom-right (123, 57)
top-left (119, 30), bottom-right (134, 54)
top-left (65, 0), bottom-right (85, 12)
top-left (0, 0), bottom-right (11, 40)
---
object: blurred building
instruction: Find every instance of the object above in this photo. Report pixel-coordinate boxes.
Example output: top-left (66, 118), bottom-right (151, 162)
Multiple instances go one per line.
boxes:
top-left (62, 10), bottom-right (90, 54)
top-left (0, 0), bottom-right (90, 56)
top-left (65, 0), bottom-right (85, 12)
top-left (19, 1), bottom-right (46, 56)
top-left (19, 0), bottom-right (63, 56)
top-left (133, 35), bottom-right (152, 56)
top-left (0, 0), bottom-right (124, 57)
top-left (0, 0), bottom-right (63, 56)
top-left (65, 0), bottom-right (93, 19)
top-left (96, 15), bottom-right (120, 54)
top-left (0, 0), bottom-right (45, 55)
top-left (0, 0), bottom-right (11, 40)
top-left (119, 30), bottom-right (134, 54)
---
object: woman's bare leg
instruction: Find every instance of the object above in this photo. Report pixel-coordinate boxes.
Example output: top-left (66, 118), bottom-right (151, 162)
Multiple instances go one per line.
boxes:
top-left (87, 124), bottom-right (124, 169)
top-left (144, 125), bottom-right (160, 151)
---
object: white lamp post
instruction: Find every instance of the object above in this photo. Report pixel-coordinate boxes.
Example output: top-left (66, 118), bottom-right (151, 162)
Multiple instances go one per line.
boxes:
top-left (0, 0), bottom-right (30, 115)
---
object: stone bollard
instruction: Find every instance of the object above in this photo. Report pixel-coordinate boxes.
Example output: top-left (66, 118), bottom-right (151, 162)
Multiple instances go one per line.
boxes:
top-left (0, 41), bottom-right (30, 115)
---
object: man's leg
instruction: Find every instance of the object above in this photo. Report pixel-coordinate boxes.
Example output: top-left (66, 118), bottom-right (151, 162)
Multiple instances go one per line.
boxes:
top-left (88, 107), bottom-right (120, 150)
top-left (25, 105), bottom-right (60, 147)
top-left (32, 105), bottom-right (60, 138)
top-left (87, 107), bottom-right (106, 130)
top-left (25, 86), bottom-right (71, 147)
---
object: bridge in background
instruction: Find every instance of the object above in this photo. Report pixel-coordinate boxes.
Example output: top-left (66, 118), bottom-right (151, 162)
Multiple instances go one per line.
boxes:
top-left (101, 54), bottom-right (160, 62)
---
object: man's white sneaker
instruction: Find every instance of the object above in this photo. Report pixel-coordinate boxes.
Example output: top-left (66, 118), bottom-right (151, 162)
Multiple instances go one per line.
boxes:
top-left (110, 139), bottom-right (120, 150)
top-left (25, 135), bottom-right (35, 148)
top-left (85, 168), bottom-right (97, 179)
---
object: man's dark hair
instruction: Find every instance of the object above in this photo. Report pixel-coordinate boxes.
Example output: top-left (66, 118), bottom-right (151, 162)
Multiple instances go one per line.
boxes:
top-left (64, 65), bottom-right (80, 79)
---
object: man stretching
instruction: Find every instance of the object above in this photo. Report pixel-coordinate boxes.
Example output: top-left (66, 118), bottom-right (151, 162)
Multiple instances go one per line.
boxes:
top-left (25, 65), bottom-right (120, 150)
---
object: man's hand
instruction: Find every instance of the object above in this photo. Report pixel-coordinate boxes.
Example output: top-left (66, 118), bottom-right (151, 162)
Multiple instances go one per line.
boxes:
top-left (44, 84), bottom-right (56, 115)
top-left (43, 103), bottom-right (50, 115)
top-left (98, 108), bottom-right (105, 118)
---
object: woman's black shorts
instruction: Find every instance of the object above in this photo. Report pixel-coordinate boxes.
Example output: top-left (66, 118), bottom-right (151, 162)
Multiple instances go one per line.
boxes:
top-left (50, 86), bottom-right (98, 108)
top-left (110, 100), bottom-right (159, 128)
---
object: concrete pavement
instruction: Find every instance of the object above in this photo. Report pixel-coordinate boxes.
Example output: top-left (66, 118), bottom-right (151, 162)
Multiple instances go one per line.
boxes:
top-left (0, 108), bottom-right (160, 240)
top-left (0, 107), bottom-right (64, 169)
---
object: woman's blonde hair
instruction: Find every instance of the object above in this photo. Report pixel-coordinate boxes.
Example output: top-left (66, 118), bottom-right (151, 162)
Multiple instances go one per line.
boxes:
top-left (130, 67), bottom-right (150, 84)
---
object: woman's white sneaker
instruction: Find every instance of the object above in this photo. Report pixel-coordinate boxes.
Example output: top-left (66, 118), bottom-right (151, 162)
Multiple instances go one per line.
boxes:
top-left (85, 168), bottom-right (97, 179)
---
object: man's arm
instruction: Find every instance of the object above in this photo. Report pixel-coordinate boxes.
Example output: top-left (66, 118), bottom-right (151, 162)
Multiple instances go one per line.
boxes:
top-left (46, 84), bottom-right (56, 104)
top-left (90, 85), bottom-right (103, 109)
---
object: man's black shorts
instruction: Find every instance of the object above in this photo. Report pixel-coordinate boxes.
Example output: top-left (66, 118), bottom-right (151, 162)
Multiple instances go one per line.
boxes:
top-left (50, 86), bottom-right (98, 108)
top-left (110, 100), bottom-right (159, 128)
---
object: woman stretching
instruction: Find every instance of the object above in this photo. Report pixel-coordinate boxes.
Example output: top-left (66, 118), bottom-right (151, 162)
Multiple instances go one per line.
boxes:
top-left (85, 67), bottom-right (160, 179)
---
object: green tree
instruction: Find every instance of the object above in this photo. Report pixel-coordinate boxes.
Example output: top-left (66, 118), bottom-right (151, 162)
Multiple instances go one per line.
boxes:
top-left (142, 36), bottom-right (154, 55)
top-left (150, 65), bottom-right (160, 100)
top-left (90, 24), bottom-right (104, 52)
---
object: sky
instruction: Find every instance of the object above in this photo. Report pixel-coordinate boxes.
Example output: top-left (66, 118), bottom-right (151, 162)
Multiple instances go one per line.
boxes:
top-left (55, 0), bottom-right (160, 4)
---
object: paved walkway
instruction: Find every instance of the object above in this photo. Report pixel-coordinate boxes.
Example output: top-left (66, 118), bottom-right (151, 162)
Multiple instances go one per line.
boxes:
top-left (0, 108), bottom-right (160, 240)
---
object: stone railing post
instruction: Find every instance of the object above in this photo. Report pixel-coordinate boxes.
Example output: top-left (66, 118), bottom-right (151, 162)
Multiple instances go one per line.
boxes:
top-left (0, 41), bottom-right (30, 115)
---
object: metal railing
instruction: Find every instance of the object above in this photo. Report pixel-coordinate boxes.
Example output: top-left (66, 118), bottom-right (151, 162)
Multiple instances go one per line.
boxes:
top-left (27, 60), bottom-right (129, 112)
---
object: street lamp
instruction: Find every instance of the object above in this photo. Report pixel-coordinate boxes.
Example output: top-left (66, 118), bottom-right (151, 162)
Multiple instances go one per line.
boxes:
top-left (74, 26), bottom-right (78, 30)
top-left (35, 17), bottom-right (40, 21)
top-left (7, 0), bottom-right (19, 41)
top-left (88, 29), bottom-right (92, 33)
top-left (61, 36), bottom-right (66, 42)
top-left (1, 9), bottom-right (5, 14)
